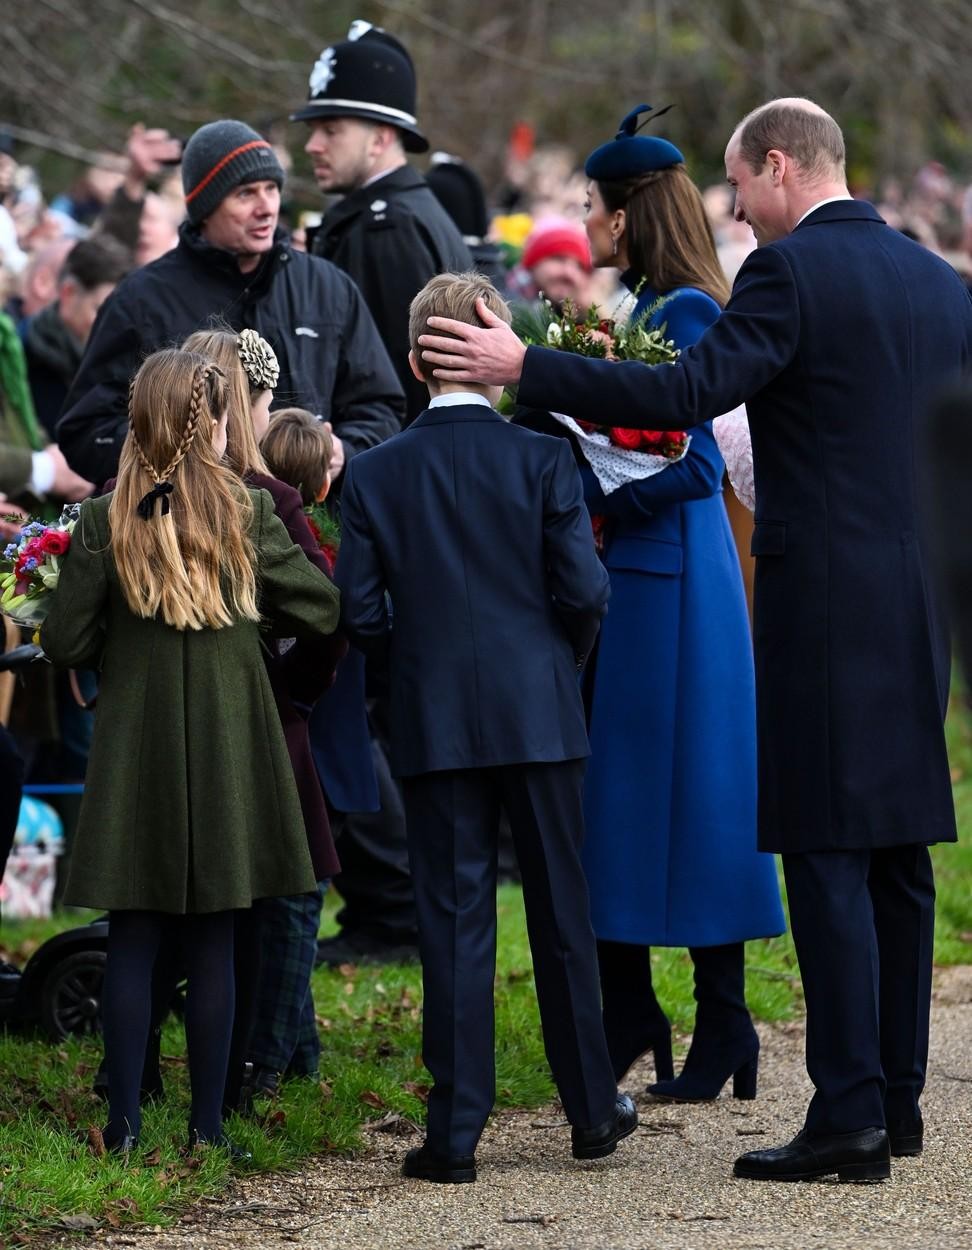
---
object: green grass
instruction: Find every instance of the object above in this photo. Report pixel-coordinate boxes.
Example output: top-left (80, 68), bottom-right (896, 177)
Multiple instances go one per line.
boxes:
top-left (0, 697), bottom-right (969, 1238)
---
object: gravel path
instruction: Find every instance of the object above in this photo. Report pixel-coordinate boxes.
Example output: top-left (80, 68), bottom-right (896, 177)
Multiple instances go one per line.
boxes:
top-left (97, 966), bottom-right (972, 1250)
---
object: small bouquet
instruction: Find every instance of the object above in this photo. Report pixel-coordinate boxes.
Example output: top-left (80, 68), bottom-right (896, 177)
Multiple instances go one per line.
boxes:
top-left (0, 504), bottom-right (80, 628)
top-left (305, 504), bottom-right (340, 575)
top-left (512, 295), bottom-right (689, 495)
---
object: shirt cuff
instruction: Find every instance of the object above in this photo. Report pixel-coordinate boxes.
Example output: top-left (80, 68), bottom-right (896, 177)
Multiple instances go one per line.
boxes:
top-left (30, 451), bottom-right (56, 496)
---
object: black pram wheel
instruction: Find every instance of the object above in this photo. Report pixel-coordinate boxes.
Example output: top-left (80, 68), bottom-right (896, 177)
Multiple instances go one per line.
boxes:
top-left (38, 949), bottom-right (106, 1040)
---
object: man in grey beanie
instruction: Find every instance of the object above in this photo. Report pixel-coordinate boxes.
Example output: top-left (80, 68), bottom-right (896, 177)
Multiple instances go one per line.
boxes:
top-left (57, 117), bottom-right (404, 486)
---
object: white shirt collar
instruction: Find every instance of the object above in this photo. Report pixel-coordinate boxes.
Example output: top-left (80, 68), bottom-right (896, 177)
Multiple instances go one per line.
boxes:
top-left (428, 392), bottom-right (493, 408)
top-left (362, 167), bottom-right (398, 190)
top-left (795, 195), bottom-right (854, 227)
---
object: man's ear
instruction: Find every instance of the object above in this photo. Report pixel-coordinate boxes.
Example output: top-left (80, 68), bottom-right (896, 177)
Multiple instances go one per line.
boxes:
top-left (766, 149), bottom-right (786, 185)
top-left (315, 472), bottom-right (331, 503)
top-left (407, 348), bottom-right (426, 383)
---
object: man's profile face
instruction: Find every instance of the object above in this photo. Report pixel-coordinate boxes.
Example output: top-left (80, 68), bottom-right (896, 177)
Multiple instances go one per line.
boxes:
top-left (201, 180), bottom-right (280, 260)
top-left (304, 117), bottom-right (381, 194)
top-left (725, 134), bottom-right (786, 247)
top-left (59, 279), bottom-right (117, 346)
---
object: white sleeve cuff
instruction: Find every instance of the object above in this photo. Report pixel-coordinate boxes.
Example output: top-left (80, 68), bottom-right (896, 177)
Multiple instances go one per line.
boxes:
top-left (30, 451), bottom-right (56, 496)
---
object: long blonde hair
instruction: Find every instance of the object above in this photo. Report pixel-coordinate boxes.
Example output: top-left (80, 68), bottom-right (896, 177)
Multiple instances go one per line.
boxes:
top-left (181, 327), bottom-right (270, 477)
top-left (109, 348), bottom-right (259, 631)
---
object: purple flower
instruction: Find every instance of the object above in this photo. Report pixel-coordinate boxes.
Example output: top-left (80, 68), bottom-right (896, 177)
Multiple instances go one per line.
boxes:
top-left (22, 556), bottom-right (39, 572)
top-left (3, 543), bottom-right (17, 559)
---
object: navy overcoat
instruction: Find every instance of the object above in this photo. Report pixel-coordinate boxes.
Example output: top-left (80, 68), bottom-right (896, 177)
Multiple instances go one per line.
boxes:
top-left (335, 402), bottom-right (610, 778)
top-left (579, 282), bottom-right (783, 943)
top-left (519, 201), bottom-right (972, 854)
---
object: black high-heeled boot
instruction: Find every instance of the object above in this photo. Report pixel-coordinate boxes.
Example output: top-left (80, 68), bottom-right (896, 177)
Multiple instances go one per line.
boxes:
top-left (648, 941), bottom-right (758, 1102)
top-left (597, 939), bottom-right (674, 1083)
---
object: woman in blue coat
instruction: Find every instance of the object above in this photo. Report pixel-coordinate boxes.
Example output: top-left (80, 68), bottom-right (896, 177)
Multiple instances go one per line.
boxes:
top-left (579, 109), bottom-right (784, 1100)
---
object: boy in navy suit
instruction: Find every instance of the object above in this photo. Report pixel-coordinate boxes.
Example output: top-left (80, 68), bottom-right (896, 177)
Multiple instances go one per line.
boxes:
top-left (336, 272), bottom-right (635, 1183)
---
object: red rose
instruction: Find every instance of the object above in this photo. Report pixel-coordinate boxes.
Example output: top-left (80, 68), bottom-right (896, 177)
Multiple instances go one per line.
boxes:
top-left (609, 427), bottom-right (643, 450)
top-left (39, 529), bottom-right (70, 556)
top-left (641, 430), bottom-right (666, 446)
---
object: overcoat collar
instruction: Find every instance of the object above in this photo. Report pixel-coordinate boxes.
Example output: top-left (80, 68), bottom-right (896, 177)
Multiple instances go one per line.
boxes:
top-left (793, 199), bottom-right (885, 230)
top-left (320, 165), bottom-right (427, 231)
top-left (409, 403), bottom-right (505, 429)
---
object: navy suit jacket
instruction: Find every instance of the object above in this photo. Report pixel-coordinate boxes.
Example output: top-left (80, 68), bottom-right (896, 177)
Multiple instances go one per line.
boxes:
top-left (520, 200), bottom-right (972, 854)
top-left (335, 402), bottom-right (610, 778)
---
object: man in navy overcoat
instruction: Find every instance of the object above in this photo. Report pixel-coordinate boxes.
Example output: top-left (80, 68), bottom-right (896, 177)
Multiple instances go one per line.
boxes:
top-left (336, 272), bottom-right (635, 1183)
top-left (418, 99), bottom-right (972, 1182)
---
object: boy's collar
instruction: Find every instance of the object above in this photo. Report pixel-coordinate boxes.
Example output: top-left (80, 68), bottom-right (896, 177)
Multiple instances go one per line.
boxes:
top-left (427, 392), bottom-right (492, 408)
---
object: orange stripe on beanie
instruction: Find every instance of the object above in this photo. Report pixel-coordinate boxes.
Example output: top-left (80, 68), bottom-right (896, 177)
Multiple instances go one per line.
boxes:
top-left (181, 120), bottom-right (284, 225)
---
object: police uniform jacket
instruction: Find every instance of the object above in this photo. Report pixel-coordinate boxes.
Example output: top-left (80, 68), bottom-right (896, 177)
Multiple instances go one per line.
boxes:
top-left (311, 166), bottom-right (472, 422)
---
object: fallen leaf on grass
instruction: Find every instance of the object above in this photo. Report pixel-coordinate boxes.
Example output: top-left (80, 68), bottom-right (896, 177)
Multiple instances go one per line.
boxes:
top-left (359, 1090), bottom-right (386, 1109)
top-left (143, 1146), bottom-right (162, 1166)
top-left (319, 1081), bottom-right (334, 1101)
top-left (402, 1081), bottom-right (430, 1103)
top-left (337, 962), bottom-right (357, 977)
top-left (58, 1213), bottom-right (99, 1231)
top-left (87, 1125), bottom-right (106, 1157)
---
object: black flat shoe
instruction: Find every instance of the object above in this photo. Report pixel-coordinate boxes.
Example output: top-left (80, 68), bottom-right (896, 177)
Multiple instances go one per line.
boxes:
top-left (733, 1127), bottom-right (890, 1183)
top-left (649, 1035), bottom-right (759, 1103)
top-left (888, 1115), bottom-right (923, 1157)
top-left (102, 1131), bottom-right (139, 1156)
top-left (402, 1143), bottom-right (476, 1184)
top-left (187, 1130), bottom-right (253, 1163)
top-left (571, 1093), bottom-right (638, 1160)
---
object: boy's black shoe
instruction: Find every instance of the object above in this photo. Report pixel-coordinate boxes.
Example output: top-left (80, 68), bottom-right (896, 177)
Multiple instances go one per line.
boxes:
top-left (571, 1093), bottom-right (638, 1159)
top-left (402, 1143), bottom-right (477, 1183)
top-left (316, 927), bottom-right (419, 967)
top-left (888, 1116), bottom-right (923, 1157)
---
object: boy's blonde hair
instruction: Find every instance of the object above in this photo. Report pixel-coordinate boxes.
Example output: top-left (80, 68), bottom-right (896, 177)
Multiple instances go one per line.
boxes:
top-left (261, 408), bottom-right (333, 507)
top-left (110, 348), bottom-right (259, 631)
top-left (408, 272), bottom-right (511, 381)
top-left (181, 327), bottom-right (270, 478)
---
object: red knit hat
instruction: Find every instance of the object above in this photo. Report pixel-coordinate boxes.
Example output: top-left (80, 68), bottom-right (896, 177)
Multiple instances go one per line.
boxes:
top-left (522, 217), bottom-right (592, 273)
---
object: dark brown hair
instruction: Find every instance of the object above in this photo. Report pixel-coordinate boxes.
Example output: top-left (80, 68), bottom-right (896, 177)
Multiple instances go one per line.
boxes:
top-left (597, 165), bottom-right (730, 308)
top-left (735, 101), bottom-right (845, 181)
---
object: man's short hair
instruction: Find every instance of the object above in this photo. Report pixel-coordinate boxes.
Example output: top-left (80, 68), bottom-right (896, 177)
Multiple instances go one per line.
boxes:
top-left (261, 407), bottom-right (332, 508)
top-left (408, 272), bottom-right (511, 381)
top-left (61, 234), bottom-right (131, 291)
top-left (736, 101), bottom-right (845, 182)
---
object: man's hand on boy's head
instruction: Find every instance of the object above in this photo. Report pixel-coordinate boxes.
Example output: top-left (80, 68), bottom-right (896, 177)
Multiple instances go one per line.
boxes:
top-left (418, 297), bottom-right (527, 386)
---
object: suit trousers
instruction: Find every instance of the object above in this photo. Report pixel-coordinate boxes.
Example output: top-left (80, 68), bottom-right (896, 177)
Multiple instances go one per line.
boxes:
top-left (782, 844), bottom-right (935, 1134)
top-left (402, 760), bottom-right (616, 1157)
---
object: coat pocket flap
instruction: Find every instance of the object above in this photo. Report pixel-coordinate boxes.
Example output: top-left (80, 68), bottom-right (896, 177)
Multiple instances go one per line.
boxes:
top-left (605, 535), bottom-right (683, 576)
top-left (750, 521), bottom-right (787, 556)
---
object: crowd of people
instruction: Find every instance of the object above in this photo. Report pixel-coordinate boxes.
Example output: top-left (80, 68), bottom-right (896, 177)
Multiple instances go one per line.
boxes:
top-left (0, 16), bottom-right (969, 1191)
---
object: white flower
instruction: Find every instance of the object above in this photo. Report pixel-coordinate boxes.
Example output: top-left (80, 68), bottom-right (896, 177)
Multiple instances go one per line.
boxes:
top-left (309, 47), bottom-right (336, 96)
top-left (546, 322), bottom-right (563, 346)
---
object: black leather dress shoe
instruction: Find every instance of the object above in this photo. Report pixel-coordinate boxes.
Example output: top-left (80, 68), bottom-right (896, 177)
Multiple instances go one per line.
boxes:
top-left (402, 1143), bottom-right (476, 1184)
top-left (734, 1127), bottom-right (890, 1182)
top-left (571, 1093), bottom-right (638, 1160)
top-left (888, 1115), bottom-right (923, 1157)
top-left (102, 1131), bottom-right (139, 1156)
top-left (316, 928), bottom-right (420, 967)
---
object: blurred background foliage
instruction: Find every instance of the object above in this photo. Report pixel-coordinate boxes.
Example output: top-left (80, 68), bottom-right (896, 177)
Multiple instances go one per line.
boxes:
top-left (1, 0), bottom-right (970, 207)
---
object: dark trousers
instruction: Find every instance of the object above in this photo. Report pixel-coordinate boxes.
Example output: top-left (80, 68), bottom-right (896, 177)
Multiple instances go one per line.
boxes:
top-left (782, 844), bottom-right (935, 1134)
top-left (403, 760), bottom-right (616, 1157)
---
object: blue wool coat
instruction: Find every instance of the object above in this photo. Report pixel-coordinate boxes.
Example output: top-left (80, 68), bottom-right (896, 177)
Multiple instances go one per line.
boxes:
top-left (520, 202), bottom-right (972, 854)
top-left (580, 280), bottom-right (784, 946)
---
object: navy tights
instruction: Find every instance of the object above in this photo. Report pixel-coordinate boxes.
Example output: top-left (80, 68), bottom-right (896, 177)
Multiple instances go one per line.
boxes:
top-left (103, 910), bottom-right (235, 1144)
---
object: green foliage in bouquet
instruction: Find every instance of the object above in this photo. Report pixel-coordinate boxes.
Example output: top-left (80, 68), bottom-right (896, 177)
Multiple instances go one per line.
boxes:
top-left (511, 290), bottom-right (682, 366)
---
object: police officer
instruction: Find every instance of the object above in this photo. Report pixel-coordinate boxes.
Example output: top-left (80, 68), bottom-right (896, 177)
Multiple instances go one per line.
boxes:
top-left (293, 21), bottom-right (473, 425)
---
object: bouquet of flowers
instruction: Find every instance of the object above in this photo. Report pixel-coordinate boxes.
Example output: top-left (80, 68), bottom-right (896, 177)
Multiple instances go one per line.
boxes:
top-left (305, 504), bottom-right (340, 575)
top-left (0, 504), bottom-right (79, 628)
top-left (512, 295), bottom-right (689, 495)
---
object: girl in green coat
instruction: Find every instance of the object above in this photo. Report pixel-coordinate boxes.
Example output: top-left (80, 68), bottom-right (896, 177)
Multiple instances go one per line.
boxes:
top-left (41, 348), bottom-right (340, 1154)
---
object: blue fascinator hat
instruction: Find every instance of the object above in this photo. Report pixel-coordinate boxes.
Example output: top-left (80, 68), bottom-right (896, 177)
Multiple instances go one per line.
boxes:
top-left (584, 104), bottom-right (684, 181)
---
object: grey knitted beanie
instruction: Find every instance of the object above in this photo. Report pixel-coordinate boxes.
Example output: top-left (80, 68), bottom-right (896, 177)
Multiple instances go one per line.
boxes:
top-left (182, 120), bottom-right (284, 225)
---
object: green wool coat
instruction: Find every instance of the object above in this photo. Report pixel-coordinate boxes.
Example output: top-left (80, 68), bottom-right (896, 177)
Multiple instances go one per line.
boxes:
top-left (40, 488), bottom-right (340, 914)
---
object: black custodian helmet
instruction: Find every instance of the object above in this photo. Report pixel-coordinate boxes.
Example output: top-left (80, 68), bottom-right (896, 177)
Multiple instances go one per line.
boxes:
top-left (290, 20), bottom-right (429, 154)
